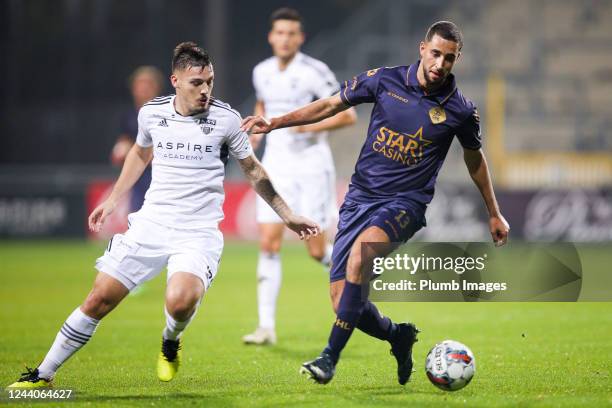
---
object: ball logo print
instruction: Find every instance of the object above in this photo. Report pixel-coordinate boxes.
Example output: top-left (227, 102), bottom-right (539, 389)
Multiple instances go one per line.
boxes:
top-left (425, 340), bottom-right (475, 391)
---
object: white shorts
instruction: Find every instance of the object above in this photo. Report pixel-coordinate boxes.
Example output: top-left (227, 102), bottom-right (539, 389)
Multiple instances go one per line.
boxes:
top-left (256, 168), bottom-right (337, 229)
top-left (95, 214), bottom-right (223, 291)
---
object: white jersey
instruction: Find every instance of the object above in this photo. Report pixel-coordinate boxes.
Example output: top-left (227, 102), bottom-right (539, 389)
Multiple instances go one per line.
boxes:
top-left (134, 95), bottom-right (252, 229)
top-left (253, 52), bottom-right (340, 175)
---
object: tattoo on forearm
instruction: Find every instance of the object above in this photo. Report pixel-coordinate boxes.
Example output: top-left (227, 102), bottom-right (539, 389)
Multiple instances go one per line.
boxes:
top-left (256, 178), bottom-right (290, 218)
top-left (240, 157), bottom-right (290, 220)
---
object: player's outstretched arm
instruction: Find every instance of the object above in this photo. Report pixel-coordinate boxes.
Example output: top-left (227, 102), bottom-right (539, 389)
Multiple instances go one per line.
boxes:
top-left (293, 107), bottom-right (357, 134)
top-left (88, 144), bottom-right (152, 232)
top-left (237, 154), bottom-right (320, 240)
top-left (240, 94), bottom-right (350, 135)
top-left (463, 148), bottom-right (510, 247)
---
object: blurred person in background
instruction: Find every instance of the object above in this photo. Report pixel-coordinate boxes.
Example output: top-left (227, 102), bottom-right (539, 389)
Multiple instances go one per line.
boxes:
top-left (111, 66), bottom-right (164, 212)
top-left (242, 8), bottom-right (357, 346)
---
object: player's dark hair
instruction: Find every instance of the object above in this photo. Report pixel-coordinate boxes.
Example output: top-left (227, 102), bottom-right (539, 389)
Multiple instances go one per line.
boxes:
top-left (425, 21), bottom-right (463, 50)
top-left (270, 7), bottom-right (303, 30)
top-left (172, 42), bottom-right (212, 72)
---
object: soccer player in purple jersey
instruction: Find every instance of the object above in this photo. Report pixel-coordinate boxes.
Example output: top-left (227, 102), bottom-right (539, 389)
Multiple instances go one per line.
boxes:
top-left (241, 21), bottom-right (510, 385)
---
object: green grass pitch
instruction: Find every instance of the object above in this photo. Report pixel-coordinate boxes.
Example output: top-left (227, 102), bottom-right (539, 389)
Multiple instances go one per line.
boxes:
top-left (1, 241), bottom-right (611, 407)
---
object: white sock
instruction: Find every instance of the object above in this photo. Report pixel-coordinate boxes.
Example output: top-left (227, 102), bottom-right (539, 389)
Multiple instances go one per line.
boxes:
top-left (320, 243), bottom-right (334, 268)
top-left (257, 251), bottom-right (281, 330)
top-left (37, 307), bottom-right (100, 379)
top-left (163, 307), bottom-right (196, 341)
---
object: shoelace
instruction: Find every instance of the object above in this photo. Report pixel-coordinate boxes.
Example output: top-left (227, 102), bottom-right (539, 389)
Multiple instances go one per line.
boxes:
top-left (161, 340), bottom-right (181, 362)
top-left (315, 355), bottom-right (334, 371)
top-left (18, 366), bottom-right (38, 382)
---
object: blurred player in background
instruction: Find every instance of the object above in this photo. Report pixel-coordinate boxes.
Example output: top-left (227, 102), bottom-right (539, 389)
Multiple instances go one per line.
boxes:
top-left (242, 21), bottom-right (509, 384)
top-left (8, 42), bottom-right (319, 389)
top-left (111, 66), bottom-right (164, 212)
top-left (243, 8), bottom-right (357, 346)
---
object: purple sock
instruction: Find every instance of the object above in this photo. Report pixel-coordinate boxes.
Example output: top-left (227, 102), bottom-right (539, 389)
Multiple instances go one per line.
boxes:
top-left (323, 281), bottom-right (366, 364)
top-left (357, 301), bottom-right (397, 342)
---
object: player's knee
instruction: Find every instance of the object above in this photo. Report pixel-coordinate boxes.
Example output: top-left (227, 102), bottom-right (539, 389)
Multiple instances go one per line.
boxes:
top-left (259, 228), bottom-right (283, 254)
top-left (330, 283), bottom-right (343, 313)
top-left (166, 299), bottom-right (198, 321)
top-left (330, 292), bottom-right (341, 313)
top-left (308, 248), bottom-right (325, 262)
top-left (346, 254), bottom-right (364, 284)
top-left (260, 237), bottom-right (281, 254)
top-left (166, 287), bottom-right (201, 320)
top-left (81, 291), bottom-right (117, 319)
top-left (167, 303), bottom-right (196, 321)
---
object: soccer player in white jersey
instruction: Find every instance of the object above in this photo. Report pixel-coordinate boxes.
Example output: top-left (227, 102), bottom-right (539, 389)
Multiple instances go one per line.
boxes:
top-left (8, 42), bottom-right (319, 389)
top-left (243, 8), bottom-right (357, 346)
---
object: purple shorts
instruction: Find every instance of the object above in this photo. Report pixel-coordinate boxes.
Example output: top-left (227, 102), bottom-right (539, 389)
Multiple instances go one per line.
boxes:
top-left (329, 198), bottom-right (426, 282)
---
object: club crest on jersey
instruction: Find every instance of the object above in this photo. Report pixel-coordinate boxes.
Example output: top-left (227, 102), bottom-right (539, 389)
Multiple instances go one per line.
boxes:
top-left (428, 106), bottom-right (446, 124)
top-left (198, 118), bottom-right (216, 135)
top-left (366, 68), bottom-right (380, 77)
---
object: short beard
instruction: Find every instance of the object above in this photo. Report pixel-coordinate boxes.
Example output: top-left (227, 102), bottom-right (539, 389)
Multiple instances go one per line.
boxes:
top-left (422, 64), bottom-right (445, 87)
top-left (188, 103), bottom-right (209, 116)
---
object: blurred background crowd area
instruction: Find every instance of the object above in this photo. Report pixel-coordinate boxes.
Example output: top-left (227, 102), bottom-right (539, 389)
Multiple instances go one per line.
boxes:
top-left (1, 0), bottom-right (611, 241)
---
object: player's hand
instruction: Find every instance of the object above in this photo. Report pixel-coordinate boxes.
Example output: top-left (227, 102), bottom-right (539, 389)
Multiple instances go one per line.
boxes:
top-left (249, 132), bottom-right (265, 150)
top-left (489, 214), bottom-right (509, 247)
top-left (240, 115), bottom-right (273, 134)
top-left (88, 199), bottom-right (117, 233)
top-left (285, 214), bottom-right (320, 241)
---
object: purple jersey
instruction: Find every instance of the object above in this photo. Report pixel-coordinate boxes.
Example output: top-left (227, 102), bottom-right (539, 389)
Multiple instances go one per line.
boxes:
top-left (339, 62), bottom-right (481, 207)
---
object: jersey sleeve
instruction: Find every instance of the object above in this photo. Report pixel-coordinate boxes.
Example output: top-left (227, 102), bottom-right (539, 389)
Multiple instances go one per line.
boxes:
top-left (456, 105), bottom-right (482, 150)
top-left (135, 108), bottom-right (153, 147)
top-left (227, 116), bottom-right (253, 160)
top-left (312, 63), bottom-right (340, 99)
top-left (339, 67), bottom-right (382, 106)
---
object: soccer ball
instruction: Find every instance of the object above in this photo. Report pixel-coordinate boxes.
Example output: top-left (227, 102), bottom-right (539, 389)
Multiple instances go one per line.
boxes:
top-left (425, 340), bottom-right (475, 391)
